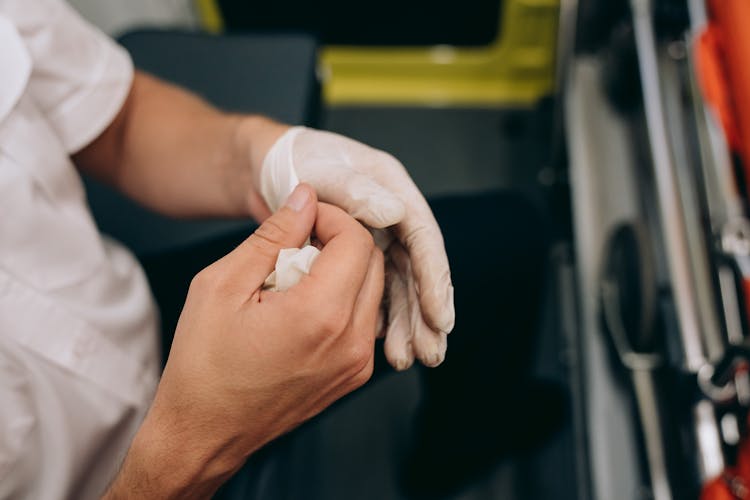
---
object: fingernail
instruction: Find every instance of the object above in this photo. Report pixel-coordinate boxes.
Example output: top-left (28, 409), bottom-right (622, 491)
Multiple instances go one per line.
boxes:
top-left (285, 185), bottom-right (310, 212)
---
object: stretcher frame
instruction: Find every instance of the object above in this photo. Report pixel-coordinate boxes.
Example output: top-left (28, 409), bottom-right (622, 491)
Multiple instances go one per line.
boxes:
top-left (566, 0), bottom-right (750, 497)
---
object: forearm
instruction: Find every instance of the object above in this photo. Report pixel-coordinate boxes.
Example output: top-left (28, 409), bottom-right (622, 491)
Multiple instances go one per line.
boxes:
top-left (73, 71), bottom-right (287, 219)
top-left (102, 406), bottom-right (242, 500)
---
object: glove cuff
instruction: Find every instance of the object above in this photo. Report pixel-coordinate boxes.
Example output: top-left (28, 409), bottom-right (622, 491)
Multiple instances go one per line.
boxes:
top-left (260, 126), bottom-right (308, 212)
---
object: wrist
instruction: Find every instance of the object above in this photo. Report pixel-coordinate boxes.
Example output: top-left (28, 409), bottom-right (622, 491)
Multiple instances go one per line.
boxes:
top-left (234, 115), bottom-right (290, 190)
top-left (232, 115), bottom-right (290, 220)
top-left (103, 408), bottom-right (243, 500)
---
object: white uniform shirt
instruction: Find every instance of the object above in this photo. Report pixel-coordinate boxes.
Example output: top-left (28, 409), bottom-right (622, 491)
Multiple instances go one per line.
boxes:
top-left (0, 1), bottom-right (161, 498)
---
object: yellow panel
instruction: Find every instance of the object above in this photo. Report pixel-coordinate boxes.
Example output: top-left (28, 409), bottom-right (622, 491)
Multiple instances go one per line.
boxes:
top-left (194, 0), bottom-right (559, 107)
top-left (320, 0), bottom-right (560, 107)
top-left (194, 0), bottom-right (224, 33)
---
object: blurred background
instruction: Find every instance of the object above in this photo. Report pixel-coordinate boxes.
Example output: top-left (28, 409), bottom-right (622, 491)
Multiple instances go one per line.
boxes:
top-left (72, 1), bottom-right (750, 499)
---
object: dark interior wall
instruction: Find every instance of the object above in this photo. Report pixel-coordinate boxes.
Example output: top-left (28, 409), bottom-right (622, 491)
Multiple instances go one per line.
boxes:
top-left (218, 0), bottom-right (504, 46)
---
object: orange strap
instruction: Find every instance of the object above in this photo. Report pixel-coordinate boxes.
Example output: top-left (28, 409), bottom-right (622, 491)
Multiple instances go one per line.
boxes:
top-left (701, 410), bottom-right (750, 499)
top-left (695, 25), bottom-right (741, 152)
top-left (696, 5), bottom-right (750, 498)
top-left (700, 0), bottom-right (750, 193)
top-left (701, 474), bottom-right (743, 500)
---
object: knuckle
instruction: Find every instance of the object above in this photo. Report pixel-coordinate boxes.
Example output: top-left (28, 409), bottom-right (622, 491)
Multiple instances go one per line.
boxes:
top-left (351, 225), bottom-right (374, 254)
top-left (358, 362), bottom-right (375, 386)
top-left (304, 300), bottom-right (350, 338)
top-left (320, 307), bottom-right (350, 335)
top-left (189, 265), bottom-right (219, 292)
top-left (189, 262), bottom-right (237, 298)
top-left (349, 355), bottom-right (374, 388)
top-left (250, 219), bottom-right (288, 257)
top-left (360, 224), bottom-right (375, 245)
top-left (345, 338), bottom-right (373, 374)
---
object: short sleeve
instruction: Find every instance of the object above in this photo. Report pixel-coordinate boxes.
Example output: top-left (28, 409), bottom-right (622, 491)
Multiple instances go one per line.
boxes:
top-left (0, 0), bottom-right (134, 153)
top-left (0, 15), bottom-right (31, 126)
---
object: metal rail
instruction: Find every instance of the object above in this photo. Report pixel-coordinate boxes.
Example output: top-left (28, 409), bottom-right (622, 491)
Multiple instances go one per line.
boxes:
top-left (630, 0), bottom-right (725, 483)
top-left (631, 0), bottom-right (721, 372)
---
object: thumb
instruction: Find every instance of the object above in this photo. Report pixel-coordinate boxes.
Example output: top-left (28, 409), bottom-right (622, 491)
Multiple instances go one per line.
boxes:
top-left (220, 183), bottom-right (317, 293)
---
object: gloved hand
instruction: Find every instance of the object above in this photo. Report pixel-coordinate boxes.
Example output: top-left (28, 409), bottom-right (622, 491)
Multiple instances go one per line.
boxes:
top-left (256, 126), bottom-right (455, 370)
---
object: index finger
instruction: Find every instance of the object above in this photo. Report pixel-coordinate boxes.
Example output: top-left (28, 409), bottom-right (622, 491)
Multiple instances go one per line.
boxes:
top-left (291, 202), bottom-right (375, 312)
top-left (364, 152), bottom-right (455, 334)
top-left (394, 202), bottom-right (455, 334)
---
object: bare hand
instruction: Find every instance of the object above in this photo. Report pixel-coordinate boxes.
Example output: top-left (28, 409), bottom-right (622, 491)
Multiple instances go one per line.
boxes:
top-left (104, 184), bottom-right (383, 499)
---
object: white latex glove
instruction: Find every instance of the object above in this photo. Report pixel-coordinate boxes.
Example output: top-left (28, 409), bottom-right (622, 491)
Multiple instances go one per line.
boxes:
top-left (259, 127), bottom-right (454, 370)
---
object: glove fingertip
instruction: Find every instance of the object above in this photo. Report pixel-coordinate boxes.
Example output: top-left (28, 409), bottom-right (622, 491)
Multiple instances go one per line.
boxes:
top-left (440, 284), bottom-right (456, 333)
top-left (384, 313), bottom-right (414, 371)
top-left (421, 284), bottom-right (455, 334)
top-left (420, 352), bottom-right (445, 368)
top-left (415, 335), bottom-right (447, 368)
top-left (385, 341), bottom-right (415, 371)
top-left (393, 356), bottom-right (415, 372)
